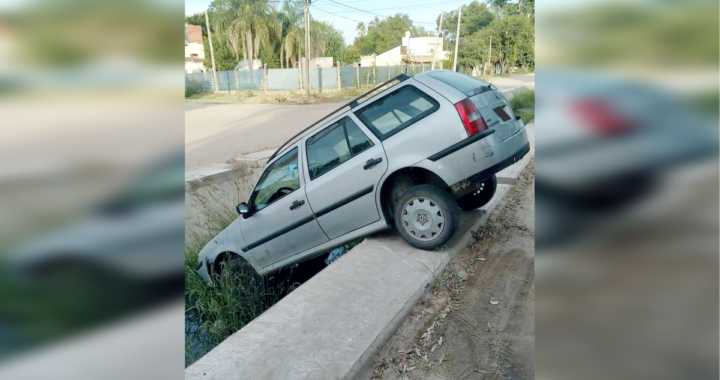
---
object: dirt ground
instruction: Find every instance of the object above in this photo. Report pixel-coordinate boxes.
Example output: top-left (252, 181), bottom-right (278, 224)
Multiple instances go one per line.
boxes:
top-left (362, 160), bottom-right (535, 380)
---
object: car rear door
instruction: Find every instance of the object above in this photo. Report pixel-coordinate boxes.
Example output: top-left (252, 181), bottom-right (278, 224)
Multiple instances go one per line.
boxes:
top-left (303, 113), bottom-right (388, 240)
top-left (240, 145), bottom-right (329, 268)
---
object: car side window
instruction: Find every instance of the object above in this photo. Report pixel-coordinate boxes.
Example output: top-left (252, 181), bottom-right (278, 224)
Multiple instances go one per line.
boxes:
top-left (355, 86), bottom-right (439, 140)
top-left (251, 148), bottom-right (300, 212)
top-left (345, 118), bottom-right (373, 155)
top-left (306, 117), bottom-right (374, 180)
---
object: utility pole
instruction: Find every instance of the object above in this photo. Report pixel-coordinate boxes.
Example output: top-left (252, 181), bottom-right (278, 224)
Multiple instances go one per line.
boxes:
top-left (487, 35), bottom-right (492, 76)
top-left (452, 5), bottom-right (462, 72)
top-left (205, 11), bottom-right (218, 94)
top-left (304, 0), bottom-right (311, 96)
top-left (431, 11), bottom-right (444, 70)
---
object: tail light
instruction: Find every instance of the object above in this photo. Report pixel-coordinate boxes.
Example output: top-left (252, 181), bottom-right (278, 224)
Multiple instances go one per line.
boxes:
top-left (455, 98), bottom-right (489, 136)
top-left (572, 100), bottom-right (635, 135)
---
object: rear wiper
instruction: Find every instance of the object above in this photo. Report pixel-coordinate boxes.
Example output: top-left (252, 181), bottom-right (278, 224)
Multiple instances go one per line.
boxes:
top-left (465, 85), bottom-right (492, 97)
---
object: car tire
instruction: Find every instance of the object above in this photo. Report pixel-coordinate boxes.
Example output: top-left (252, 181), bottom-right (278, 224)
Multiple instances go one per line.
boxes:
top-left (218, 257), bottom-right (264, 291)
top-left (456, 175), bottom-right (497, 211)
top-left (394, 185), bottom-right (459, 250)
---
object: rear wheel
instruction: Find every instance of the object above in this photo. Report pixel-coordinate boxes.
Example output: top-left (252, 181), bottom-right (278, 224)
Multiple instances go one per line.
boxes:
top-left (456, 175), bottom-right (497, 211)
top-left (394, 185), bottom-right (459, 250)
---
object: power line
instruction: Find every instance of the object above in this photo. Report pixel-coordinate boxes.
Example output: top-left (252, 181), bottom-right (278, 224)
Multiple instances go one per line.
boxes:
top-left (319, 0), bottom-right (437, 24)
top-left (320, 0), bottom-right (462, 14)
top-left (312, 4), bottom-right (365, 23)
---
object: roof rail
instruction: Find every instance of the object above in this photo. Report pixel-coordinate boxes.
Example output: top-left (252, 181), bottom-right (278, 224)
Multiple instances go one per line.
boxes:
top-left (267, 73), bottom-right (410, 162)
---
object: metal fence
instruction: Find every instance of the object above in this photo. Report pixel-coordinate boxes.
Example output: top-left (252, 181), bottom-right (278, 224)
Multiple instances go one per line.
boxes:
top-left (186, 64), bottom-right (440, 92)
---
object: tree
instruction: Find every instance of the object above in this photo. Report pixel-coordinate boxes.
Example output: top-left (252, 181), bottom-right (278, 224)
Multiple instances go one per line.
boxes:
top-left (436, 0), bottom-right (533, 75)
top-left (280, 0), bottom-right (303, 68)
top-left (356, 22), bottom-right (366, 38)
top-left (352, 14), bottom-right (431, 56)
top-left (440, 1), bottom-right (494, 44)
top-left (481, 13), bottom-right (533, 73)
top-left (210, 0), bottom-right (281, 66)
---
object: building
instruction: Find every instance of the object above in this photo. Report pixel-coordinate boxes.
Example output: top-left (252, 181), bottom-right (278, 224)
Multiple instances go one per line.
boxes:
top-left (234, 59), bottom-right (263, 71)
top-left (300, 57), bottom-right (334, 70)
top-left (185, 23), bottom-right (205, 73)
top-left (359, 36), bottom-right (449, 68)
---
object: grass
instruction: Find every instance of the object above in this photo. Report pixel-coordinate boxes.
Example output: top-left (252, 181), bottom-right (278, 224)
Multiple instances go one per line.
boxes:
top-left (509, 88), bottom-right (535, 124)
top-left (185, 86), bottom-right (376, 105)
top-left (184, 181), bottom-right (301, 367)
top-left (185, 86), bottom-right (198, 98)
top-left (184, 179), bottom-right (366, 366)
top-left (477, 67), bottom-right (534, 82)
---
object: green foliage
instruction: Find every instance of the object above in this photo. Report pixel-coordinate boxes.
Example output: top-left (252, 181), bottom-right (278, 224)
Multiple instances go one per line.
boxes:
top-left (441, 1), bottom-right (495, 43)
top-left (443, 1), bottom-right (534, 74)
top-left (352, 14), bottom-right (431, 56)
top-left (185, 86), bottom-right (197, 98)
top-left (509, 88), bottom-right (534, 124)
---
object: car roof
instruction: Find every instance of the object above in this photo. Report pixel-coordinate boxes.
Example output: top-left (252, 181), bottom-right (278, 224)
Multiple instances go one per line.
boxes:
top-left (268, 73), bottom-right (411, 162)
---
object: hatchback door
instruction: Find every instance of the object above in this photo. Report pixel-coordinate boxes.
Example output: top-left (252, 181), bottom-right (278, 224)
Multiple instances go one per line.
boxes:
top-left (303, 114), bottom-right (388, 240)
top-left (240, 146), bottom-right (328, 268)
top-left (418, 70), bottom-right (520, 140)
top-left (473, 90), bottom-right (519, 141)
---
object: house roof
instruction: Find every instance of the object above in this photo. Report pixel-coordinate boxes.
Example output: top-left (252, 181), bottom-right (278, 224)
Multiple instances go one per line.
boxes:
top-left (185, 24), bottom-right (203, 45)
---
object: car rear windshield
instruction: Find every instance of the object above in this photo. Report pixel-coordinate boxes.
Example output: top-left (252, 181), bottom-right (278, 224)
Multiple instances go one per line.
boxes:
top-left (426, 71), bottom-right (491, 97)
top-left (355, 86), bottom-right (439, 140)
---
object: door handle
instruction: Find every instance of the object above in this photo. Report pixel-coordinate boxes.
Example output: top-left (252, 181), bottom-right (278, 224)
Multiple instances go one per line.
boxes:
top-left (289, 200), bottom-right (305, 210)
top-left (363, 157), bottom-right (383, 170)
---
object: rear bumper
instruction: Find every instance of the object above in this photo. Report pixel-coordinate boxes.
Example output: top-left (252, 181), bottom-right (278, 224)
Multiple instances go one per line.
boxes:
top-left (414, 123), bottom-right (530, 187)
top-left (465, 141), bottom-right (530, 184)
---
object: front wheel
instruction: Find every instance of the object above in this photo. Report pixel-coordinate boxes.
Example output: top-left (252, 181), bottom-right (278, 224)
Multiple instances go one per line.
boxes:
top-left (394, 185), bottom-right (459, 250)
top-left (218, 257), bottom-right (264, 292)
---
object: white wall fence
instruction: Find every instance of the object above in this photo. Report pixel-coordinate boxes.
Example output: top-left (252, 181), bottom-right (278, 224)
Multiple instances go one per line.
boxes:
top-left (185, 63), bottom-right (439, 92)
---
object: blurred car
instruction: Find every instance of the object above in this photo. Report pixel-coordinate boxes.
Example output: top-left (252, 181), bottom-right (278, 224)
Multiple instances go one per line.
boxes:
top-left (0, 153), bottom-right (184, 359)
top-left (4, 153), bottom-right (185, 282)
top-left (535, 70), bottom-right (718, 245)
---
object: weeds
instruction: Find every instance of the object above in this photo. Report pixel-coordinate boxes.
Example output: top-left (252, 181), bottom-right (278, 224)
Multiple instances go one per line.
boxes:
top-left (184, 178), bottom-right (300, 367)
top-left (184, 177), bottom-right (362, 366)
top-left (184, 247), bottom-right (299, 366)
top-left (509, 87), bottom-right (535, 124)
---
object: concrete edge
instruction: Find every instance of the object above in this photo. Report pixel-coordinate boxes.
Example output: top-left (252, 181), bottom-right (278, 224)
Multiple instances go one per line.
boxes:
top-left (345, 149), bottom-right (532, 379)
top-left (346, 185), bottom-right (511, 380)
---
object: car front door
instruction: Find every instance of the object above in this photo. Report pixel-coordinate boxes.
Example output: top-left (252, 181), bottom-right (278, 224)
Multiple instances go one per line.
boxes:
top-left (303, 113), bottom-right (388, 240)
top-left (240, 146), bottom-right (329, 268)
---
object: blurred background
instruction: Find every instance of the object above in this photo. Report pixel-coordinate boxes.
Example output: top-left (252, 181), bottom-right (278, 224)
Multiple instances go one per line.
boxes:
top-left (0, 0), bottom-right (184, 379)
top-left (535, 0), bottom-right (718, 379)
top-left (0, 0), bottom-right (716, 379)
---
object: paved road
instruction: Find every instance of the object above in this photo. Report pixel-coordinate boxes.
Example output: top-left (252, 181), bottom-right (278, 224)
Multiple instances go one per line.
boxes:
top-left (186, 102), bottom-right (340, 169)
top-left (185, 74), bottom-right (534, 169)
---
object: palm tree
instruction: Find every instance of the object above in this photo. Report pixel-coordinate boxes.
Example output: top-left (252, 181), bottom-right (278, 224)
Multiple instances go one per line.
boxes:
top-left (224, 0), bottom-right (280, 68)
top-left (280, 1), bottom-right (303, 69)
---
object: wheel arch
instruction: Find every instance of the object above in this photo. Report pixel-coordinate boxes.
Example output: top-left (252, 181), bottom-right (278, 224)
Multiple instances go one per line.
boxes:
top-left (377, 166), bottom-right (451, 225)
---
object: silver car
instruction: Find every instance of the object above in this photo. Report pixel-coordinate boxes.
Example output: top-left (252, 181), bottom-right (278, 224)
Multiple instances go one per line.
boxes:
top-left (197, 70), bottom-right (529, 282)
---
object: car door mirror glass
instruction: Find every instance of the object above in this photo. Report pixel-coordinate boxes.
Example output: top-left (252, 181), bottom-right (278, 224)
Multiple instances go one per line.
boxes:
top-left (236, 202), bottom-right (249, 215)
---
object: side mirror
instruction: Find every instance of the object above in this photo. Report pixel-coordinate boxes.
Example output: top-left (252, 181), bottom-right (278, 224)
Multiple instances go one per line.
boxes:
top-left (236, 202), bottom-right (249, 216)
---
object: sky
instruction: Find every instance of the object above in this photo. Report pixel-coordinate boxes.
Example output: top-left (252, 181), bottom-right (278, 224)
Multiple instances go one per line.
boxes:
top-left (185, 0), bottom-right (477, 45)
